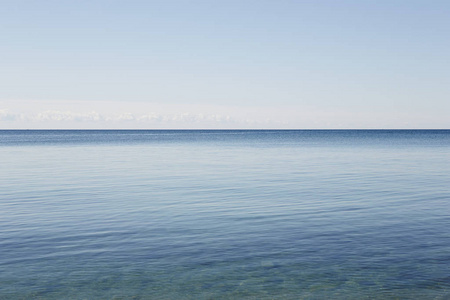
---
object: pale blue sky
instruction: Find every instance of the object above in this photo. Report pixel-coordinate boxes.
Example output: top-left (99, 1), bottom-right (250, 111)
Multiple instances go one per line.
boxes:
top-left (1, 0), bottom-right (449, 128)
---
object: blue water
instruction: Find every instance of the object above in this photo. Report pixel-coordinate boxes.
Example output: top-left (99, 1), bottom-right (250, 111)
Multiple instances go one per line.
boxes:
top-left (1, 130), bottom-right (449, 299)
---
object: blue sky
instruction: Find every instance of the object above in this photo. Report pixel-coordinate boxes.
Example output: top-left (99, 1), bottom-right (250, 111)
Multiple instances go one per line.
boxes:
top-left (1, 0), bottom-right (449, 128)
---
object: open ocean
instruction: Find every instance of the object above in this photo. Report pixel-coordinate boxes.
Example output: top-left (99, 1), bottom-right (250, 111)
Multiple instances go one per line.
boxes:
top-left (1, 130), bottom-right (449, 299)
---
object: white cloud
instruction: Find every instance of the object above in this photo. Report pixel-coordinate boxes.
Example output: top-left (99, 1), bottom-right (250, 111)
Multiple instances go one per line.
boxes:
top-left (75, 111), bottom-right (102, 122)
top-left (1, 99), bottom-right (448, 129)
top-left (114, 113), bottom-right (135, 122)
top-left (0, 107), bottom-right (262, 128)
top-left (34, 110), bottom-right (104, 122)
top-left (137, 113), bottom-right (162, 122)
top-left (0, 109), bottom-right (23, 121)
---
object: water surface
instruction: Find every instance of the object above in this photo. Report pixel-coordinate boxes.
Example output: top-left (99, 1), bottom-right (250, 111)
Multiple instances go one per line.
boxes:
top-left (1, 130), bottom-right (449, 299)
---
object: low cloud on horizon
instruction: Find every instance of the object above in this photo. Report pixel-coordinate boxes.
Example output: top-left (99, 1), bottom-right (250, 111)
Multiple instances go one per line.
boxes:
top-left (0, 99), bottom-right (447, 129)
top-left (0, 108), bottom-right (256, 129)
top-left (0, 99), bottom-right (285, 129)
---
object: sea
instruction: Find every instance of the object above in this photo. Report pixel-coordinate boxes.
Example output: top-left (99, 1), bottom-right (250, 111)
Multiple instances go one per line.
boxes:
top-left (1, 130), bottom-right (449, 299)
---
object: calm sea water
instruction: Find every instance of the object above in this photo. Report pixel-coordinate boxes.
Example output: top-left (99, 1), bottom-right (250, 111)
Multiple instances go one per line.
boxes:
top-left (1, 130), bottom-right (449, 299)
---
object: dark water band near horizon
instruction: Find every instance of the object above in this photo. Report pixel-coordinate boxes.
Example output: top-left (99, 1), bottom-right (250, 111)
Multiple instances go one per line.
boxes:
top-left (1, 130), bottom-right (449, 299)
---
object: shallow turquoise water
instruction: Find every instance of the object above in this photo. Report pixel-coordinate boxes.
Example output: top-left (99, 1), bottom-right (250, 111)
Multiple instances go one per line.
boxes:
top-left (1, 130), bottom-right (449, 299)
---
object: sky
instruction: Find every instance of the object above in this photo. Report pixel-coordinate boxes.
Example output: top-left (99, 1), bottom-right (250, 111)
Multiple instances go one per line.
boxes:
top-left (1, 0), bottom-right (449, 129)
